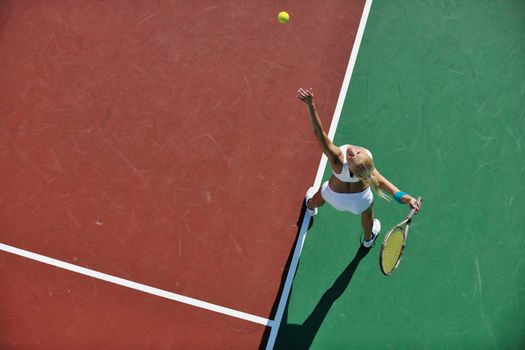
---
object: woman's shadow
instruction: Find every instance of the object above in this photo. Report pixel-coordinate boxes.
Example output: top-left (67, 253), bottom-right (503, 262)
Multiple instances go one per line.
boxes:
top-left (272, 245), bottom-right (371, 349)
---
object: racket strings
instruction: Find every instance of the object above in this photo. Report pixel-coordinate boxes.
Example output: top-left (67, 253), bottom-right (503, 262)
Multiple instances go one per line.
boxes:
top-left (381, 227), bottom-right (405, 274)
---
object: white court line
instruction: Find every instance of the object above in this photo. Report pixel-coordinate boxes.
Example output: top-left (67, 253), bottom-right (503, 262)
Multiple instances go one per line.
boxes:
top-left (264, 1), bottom-right (374, 349)
top-left (0, 243), bottom-right (273, 327)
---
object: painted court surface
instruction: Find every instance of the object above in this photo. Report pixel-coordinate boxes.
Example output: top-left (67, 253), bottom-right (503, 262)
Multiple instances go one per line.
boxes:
top-left (1, 1), bottom-right (524, 349)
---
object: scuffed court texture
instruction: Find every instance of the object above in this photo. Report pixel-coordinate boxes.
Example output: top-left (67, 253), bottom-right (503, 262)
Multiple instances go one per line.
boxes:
top-left (1, 0), bottom-right (524, 349)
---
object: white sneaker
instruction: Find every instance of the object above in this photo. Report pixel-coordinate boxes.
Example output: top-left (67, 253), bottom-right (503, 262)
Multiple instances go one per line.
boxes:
top-left (362, 218), bottom-right (381, 248)
top-left (305, 186), bottom-right (318, 216)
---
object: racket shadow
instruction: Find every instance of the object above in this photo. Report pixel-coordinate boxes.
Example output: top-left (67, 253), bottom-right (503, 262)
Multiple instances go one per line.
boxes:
top-left (272, 245), bottom-right (370, 349)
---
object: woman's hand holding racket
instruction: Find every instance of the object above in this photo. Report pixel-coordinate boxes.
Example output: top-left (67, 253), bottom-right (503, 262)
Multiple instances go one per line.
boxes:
top-left (407, 196), bottom-right (422, 213)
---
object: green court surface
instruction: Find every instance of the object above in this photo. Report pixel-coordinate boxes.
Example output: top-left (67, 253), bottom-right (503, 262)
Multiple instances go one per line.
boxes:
top-left (275, 1), bottom-right (525, 349)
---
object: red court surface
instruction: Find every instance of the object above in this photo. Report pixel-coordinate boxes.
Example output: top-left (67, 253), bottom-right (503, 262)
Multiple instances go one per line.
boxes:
top-left (1, 1), bottom-right (365, 348)
top-left (1, 252), bottom-right (265, 349)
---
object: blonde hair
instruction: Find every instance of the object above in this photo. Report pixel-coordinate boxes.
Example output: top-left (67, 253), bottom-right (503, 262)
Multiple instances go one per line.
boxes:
top-left (352, 153), bottom-right (391, 201)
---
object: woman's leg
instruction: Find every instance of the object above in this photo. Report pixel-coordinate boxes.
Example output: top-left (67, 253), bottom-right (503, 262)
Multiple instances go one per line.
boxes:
top-left (307, 187), bottom-right (326, 210)
top-left (361, 205), bottom-right (374, 241)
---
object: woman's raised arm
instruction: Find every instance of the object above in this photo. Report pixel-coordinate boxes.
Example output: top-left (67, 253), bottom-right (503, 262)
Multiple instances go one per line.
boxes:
top-left (297, 88), bottom-right (341, 164)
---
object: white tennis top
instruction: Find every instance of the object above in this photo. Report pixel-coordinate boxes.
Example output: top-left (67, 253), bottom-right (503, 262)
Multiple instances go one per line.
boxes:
top-left (330, 144), bottom-right (373, 183)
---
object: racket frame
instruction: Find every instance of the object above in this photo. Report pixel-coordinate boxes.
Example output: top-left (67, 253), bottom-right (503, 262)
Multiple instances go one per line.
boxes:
top-left (379, 197), bottom-right (421, 276)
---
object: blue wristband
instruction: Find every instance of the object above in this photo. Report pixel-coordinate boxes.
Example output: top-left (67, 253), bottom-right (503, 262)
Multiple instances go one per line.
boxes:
top-left (394, 191), bottom-right (407, 204)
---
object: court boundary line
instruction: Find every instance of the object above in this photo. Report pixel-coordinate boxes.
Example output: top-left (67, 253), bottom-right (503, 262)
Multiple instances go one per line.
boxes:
top-left (0, 243), bottom-right (273, 327)
top-left (264, 0), bottom-right (373, 348)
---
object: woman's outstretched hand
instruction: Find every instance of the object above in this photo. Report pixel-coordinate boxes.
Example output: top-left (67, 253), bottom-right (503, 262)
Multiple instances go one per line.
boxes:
top-left (297, 88), bottom-right (314, 106)
top-left (408, 196), bottom-right (422, 213)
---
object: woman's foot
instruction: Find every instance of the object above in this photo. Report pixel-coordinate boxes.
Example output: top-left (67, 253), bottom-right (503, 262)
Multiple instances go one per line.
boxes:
top-left (305, 187), bottom-right (318, 216)
top-left (362, 218), bottom-right (381, 248)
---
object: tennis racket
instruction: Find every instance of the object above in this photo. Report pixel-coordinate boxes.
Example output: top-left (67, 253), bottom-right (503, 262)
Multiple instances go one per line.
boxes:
top-left (379, 196), bottom-right (422, 276)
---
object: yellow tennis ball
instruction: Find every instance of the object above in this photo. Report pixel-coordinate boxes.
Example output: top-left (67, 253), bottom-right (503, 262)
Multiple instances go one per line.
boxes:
top-left (277, 11), bottom-right (290, 24)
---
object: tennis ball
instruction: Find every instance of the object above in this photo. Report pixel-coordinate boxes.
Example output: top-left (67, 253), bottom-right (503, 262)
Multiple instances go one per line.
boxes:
top-left (277, 11), bottom-right (290, 24)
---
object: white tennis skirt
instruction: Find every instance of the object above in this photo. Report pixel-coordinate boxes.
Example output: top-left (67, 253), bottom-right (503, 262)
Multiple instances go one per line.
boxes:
top-left (321, 181), bottom-right (373, 215)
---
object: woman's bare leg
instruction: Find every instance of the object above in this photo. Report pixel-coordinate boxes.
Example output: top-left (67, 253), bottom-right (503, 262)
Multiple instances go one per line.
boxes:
top-left (361, 205), bottom-right (374, 241)
top-left (307, 188), bottom-right (325, 210)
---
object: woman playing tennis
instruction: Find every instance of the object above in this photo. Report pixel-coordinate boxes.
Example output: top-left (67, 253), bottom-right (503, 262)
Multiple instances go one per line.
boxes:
top-left (298, 88), bottom-right (422, 248)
